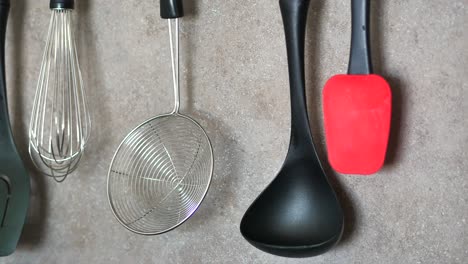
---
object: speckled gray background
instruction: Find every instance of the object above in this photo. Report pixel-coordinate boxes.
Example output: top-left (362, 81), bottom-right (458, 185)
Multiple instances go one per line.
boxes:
top-left (2, 0), bottom-right (467, 263)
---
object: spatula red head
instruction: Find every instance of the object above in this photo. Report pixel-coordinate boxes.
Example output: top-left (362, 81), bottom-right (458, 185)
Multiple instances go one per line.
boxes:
top-left (323, 74), bottom-right (391, 175)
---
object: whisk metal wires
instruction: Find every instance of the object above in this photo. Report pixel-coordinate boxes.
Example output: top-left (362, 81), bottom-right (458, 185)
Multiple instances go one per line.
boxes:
top-left (107, 16), bottom-right (213, 235)
top-left (29, 0), bottom-right (90, 182)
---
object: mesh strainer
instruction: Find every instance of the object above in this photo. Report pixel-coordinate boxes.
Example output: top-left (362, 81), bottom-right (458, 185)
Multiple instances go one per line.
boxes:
top-left (107, 0), bottom-right (213, 235)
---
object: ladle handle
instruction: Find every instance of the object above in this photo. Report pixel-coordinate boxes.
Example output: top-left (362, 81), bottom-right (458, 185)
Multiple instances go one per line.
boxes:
top-left (279, 0), bottom-right (313, 146)
top-left (348, 0), bottom-right (372, 74)
top-left (0, 0), bottom-right (12, 147)
top-left (161, 0), bottom-right (184, 19)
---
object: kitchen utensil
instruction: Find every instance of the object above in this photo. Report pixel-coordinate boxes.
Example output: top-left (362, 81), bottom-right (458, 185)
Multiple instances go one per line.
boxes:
top-left (29, 0), bottom-right (90, 182)
top-left (240, 0), bottom-right (344, 258)
top-left (107, 0), bottom-right (213, 235)
top-left (0, 0), bottom-right (30, 256)
top-left (323, 0), bottom-right (391, 175)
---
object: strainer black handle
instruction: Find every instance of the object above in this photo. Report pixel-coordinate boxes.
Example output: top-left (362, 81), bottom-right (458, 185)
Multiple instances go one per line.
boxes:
top-left (161, 0), bottom-right (184, 19)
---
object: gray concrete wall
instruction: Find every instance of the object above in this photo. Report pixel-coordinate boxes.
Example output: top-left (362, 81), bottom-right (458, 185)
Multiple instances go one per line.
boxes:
top-left (3, 0), bottom-right (467, 263)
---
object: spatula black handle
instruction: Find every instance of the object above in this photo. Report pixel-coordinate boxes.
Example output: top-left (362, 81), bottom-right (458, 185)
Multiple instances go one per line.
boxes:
top-left (348, 0), bottom-right (372, 75)
top-left (50, 0), bottom-right (74, 9)
top-left (161, 0), bottom-right (184, 19)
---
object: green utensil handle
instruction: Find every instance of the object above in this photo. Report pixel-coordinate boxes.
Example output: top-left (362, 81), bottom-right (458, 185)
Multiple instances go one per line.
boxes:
top-left (0, 0), bottom-right (30, 256)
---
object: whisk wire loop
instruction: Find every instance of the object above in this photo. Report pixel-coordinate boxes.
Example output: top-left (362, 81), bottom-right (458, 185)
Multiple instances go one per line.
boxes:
top-left (29, 9), bottom-right (90, 182)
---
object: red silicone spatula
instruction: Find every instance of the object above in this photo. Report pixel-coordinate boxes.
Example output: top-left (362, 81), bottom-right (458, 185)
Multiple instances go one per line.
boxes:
top-left (323, 0), bottom-right (392, 175)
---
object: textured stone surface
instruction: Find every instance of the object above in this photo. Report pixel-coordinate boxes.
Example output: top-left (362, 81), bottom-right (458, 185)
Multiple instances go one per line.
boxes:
top-left (3, 0), bottom-right (467, 263)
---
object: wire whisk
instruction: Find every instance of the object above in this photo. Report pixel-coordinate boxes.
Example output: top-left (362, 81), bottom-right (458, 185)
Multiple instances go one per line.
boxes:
top-left (29, 1), bottom-right (90, 182)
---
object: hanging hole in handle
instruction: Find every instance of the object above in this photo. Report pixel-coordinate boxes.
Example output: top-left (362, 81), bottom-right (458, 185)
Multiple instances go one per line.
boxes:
top-left (0, 175), bottom-right (11, 227)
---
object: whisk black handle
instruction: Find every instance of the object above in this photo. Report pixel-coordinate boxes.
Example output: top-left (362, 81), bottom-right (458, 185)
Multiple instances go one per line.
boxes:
top-left (50, 0), bottom-right (74, 9)
top-left (161, 0), bottom-right (184, 19)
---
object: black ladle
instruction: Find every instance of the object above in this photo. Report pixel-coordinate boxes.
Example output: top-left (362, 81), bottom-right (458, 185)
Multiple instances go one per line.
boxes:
top-left (240, 0), bottom-right (344, 258)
